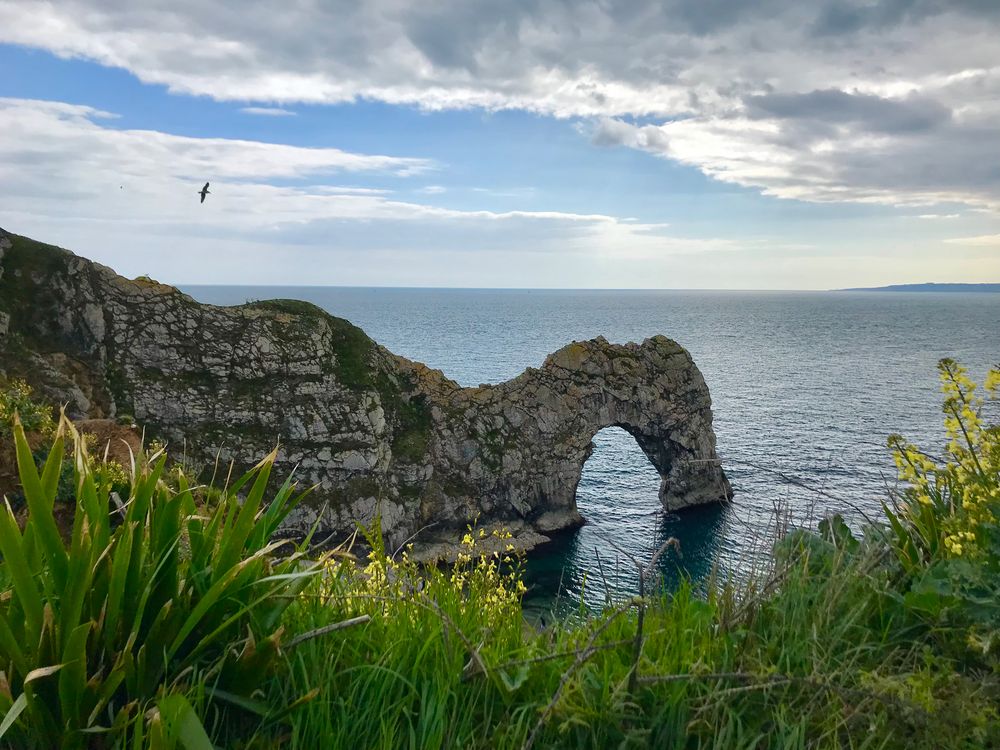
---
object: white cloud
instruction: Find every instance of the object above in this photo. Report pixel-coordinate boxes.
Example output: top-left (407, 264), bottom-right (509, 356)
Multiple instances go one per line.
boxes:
top-left (0, 97), bottom-right (738, 285)
top-left (945, 233), bottom-right (1000, 247)
top-left (240, 106), bottom-right (296, 116)
top-left (918, 213), bottom-right (961, 219)
top-left (416, 185), bottom-right (447, 194)
top-left (0, 98), bottom-right (430, 184)
top-left (1, 1), bottom-right (999, 210)
top-left (588, 105), bottom-right (1000, 211)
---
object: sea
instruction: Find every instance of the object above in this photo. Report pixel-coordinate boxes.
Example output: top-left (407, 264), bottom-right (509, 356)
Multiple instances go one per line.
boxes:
top-left (183, 287), bottom-right (1000, 610)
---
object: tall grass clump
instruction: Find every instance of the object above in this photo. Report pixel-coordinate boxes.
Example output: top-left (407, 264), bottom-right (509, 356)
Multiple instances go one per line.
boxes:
top-left (275, 526), bottom-right (527, 749)
top-left (0, 415), bottom-right (318, 748)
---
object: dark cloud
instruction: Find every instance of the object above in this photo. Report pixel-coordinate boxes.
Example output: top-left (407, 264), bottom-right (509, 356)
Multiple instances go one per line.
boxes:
top-left (745, 89), bottom-right (951, 132)
top-left (812, 0), bottom-right (1000, 36)
top-left (0, 0), bottom-right (998, 208)
top-left (403, 1), bottom-right (535, 72)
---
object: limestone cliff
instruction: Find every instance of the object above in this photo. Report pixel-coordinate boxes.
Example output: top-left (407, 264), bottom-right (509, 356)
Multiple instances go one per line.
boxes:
top-left (0, 228), bottom-right (731, 552)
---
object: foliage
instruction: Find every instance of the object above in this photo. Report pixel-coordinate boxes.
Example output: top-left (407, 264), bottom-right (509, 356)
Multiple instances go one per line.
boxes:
top-left (0, 378), bottom-right (54, 437)
top-left (264, 358), bottom-right (1000, 749)
top-left (1, 359), bottom-right (998, 748)
top-left (886, 358), bottom-right (1000, 565)
top-left (881, 360), bottom-right (1000, 667)
top-left (0, 416), bottom-right (318, 748)
top-left (269, 525), bottom-right (999, 749)
top-left (275, 524), bottom-right (529, 749)
top-left (93, 459), bottom-right (132, 499)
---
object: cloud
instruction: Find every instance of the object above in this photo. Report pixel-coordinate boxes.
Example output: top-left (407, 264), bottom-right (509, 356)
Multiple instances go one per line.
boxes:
top-left (810, 0), bottom-right (1000, 37)
top-left (1, 1), bottom-right (998, 211)
top-left (416, 185), bottom-right (447, 194)
top-left (587, 104), bottom-right (1000, 210)
top-left (744, 90), bottom-right (951, 133)
top-left (240, 106), bottom-right (296, 116)
top-left (0, 97), bottom-right (737, 285)
top-left (945, 233), bottom-right (1000, 246)
top-left (918, 213), bottom-right (960, 219)
top-left (0, 98), bottom-right (430, 184)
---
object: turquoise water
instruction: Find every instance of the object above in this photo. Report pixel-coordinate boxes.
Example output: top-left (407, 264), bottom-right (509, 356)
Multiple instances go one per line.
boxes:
top-left (184, 287), bottom-right (1000, 607)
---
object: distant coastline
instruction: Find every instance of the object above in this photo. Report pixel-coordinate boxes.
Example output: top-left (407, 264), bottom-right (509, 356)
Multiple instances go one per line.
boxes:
top-left (837, 282), bottom-right (1000, 293)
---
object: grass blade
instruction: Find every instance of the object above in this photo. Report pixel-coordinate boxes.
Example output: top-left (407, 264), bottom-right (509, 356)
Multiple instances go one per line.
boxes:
top-left (13, 421), bottom-right (68, 586)
top-left (157, 693), bottom-right (214, 750)
top-left (0, 693), bottom-right (27, 740)
top-left (0, 503), bottom-right (43, 638)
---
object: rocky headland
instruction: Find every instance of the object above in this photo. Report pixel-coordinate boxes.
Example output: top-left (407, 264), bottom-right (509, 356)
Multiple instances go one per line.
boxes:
top-left (0, 228), bottom-right (731, 553)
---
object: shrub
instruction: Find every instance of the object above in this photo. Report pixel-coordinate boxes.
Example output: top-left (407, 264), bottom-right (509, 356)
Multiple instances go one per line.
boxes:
top-left (0, 416), bottom-right (319, 748)
top-left (886, 359), bottom-right (1000, 567)
top-left (93, 458), bottom-right (131, 499)
top-left (881, 359), bottom-right (1000, 671)
top-left (0, 378), bottom-right (54, 437)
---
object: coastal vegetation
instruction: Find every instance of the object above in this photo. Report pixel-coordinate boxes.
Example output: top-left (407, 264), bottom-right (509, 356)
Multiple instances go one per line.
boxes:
top-left (0, 359), bottom-right (998, 748)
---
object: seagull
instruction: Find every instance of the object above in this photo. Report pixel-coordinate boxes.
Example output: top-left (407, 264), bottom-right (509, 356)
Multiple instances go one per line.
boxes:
top-left (198, 182), bottom-right (210, 204)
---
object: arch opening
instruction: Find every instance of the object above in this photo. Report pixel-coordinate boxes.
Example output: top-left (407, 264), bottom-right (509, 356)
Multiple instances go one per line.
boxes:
top-left (574, 426), bottom-right (664, 528)
top-left (522, 426), bottom-right (728, 611)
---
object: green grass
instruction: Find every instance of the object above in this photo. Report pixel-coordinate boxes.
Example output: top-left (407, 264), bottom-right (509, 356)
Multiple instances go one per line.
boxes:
top-left (267, 525), bottom-right (998, 749)
top-left (0, 415), bottom-right (321, 749)
top-left (262, 359), bottom-right (1000, 749)
top-left (245, 299), bottom-right (331, 318)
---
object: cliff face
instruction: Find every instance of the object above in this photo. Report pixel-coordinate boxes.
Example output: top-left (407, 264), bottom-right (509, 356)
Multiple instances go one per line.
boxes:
top-left (0, 228), bottom-right (731, 552)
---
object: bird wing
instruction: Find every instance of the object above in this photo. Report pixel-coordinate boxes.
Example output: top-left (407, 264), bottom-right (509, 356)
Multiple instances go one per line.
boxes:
top-left (203, 182), bottom-right (210, 191)
top-left (200, 192), bottom-right (207, 203)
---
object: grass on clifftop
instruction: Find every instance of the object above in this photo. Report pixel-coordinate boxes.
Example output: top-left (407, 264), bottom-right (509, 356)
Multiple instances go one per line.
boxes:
top-left (0, 361), bottom-right (999, 748)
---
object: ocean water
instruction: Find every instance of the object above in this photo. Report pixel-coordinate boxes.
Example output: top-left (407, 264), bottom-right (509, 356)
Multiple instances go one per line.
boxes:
top-left (184, 287), bottom-right (1000, 607)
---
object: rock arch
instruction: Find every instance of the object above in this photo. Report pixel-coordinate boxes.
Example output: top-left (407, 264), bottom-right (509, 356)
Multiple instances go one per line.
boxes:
top-left (423, 336), bottom-right (733, 541)
top-left (0, 228), bottom-right (732, 553)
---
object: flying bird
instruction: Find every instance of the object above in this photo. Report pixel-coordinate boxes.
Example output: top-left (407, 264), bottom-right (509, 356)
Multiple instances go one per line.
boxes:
top-left (198, 182), bottom-right (210, 204)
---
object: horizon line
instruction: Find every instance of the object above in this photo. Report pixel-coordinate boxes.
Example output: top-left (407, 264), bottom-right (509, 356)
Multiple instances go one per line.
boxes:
top-left (175, 283), bottom-right (1000, 293)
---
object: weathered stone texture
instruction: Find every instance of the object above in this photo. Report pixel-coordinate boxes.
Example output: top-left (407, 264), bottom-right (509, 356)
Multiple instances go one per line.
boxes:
top-left (0, 228), bottom-right (731, 552)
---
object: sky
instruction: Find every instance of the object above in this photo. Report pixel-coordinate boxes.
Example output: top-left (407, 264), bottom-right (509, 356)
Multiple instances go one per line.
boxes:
top-left (0, 0), bottom-right (999, 289)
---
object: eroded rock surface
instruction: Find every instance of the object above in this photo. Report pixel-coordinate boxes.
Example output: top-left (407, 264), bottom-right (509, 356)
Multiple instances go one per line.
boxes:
top-left (0, 228), bottom-right (731, 551)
